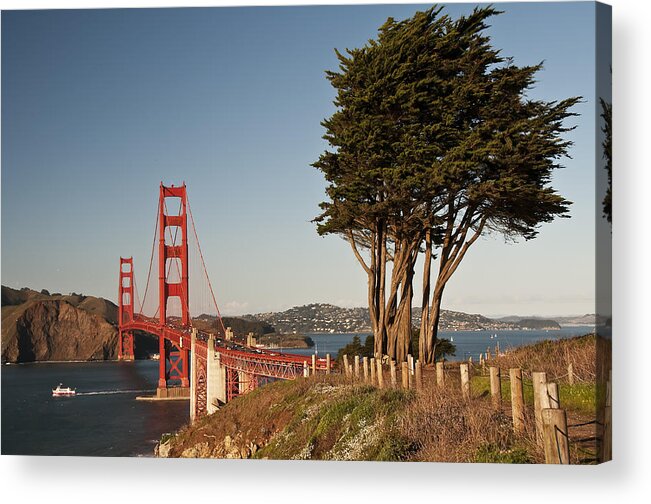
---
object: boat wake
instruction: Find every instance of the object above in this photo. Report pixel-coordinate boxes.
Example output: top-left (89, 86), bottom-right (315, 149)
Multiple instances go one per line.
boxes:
top-left (76, 389), bottom-right (155, 396)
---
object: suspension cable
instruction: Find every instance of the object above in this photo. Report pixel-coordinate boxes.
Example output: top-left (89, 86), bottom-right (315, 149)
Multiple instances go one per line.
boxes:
top-left (187, 194), bottom-right (227, 337)
top-left (133, 265), bottom-right (141, 316)
top-left (139, 202), bottom-right (160, 316)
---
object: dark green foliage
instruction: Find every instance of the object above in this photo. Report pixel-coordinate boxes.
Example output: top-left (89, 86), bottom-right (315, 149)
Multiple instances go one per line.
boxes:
top-left (409, 328), bottom-right (455, 360)
top-left (315, 5), bottom-right (579, 242)
top-left (337, 331), bottom-right (455, 362)
top-left (601, 97), bottom-right (612, 223)
top-left (336, 335), bottom-right (374, 362)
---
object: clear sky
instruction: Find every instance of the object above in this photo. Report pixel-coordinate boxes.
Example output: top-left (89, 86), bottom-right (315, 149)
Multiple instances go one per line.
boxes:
top-left (1, 2), bottom-right (603, 317)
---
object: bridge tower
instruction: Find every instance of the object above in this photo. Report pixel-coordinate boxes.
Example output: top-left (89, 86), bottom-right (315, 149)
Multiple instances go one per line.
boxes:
top-left (118, 257), bottom-right (135, 361)
top-left (157, 183), bottom-right (190, 396)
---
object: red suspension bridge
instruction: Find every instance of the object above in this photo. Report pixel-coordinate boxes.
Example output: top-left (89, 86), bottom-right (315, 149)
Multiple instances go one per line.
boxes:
top-left (117, 183), bottom-right (331, 421)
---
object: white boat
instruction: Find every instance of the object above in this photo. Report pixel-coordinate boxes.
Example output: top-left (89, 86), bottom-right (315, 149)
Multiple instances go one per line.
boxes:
top-left (52, 383), bottom-right (76, 397)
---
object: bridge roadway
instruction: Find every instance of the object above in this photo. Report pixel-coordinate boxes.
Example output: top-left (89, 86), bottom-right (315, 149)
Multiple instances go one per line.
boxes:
top-left (123, 314), bottom-right (330, 381)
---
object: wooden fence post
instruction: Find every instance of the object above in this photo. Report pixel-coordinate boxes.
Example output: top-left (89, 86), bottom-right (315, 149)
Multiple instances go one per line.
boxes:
top-left (602, 372), bottom-right (612, 462)
top-left (362, 357), bottom-right (369, 382)
top-left (370, 357), bottom-right (376, 385)
top-left (354, 355), bottom-right (360, 379)
top-left (389, 360), bottom-right (397, 388)
top-left (547, 382), bottom-right (560, 409)
top-left (326, 353), bottom-right (331, 375)
top-left (343, 354), bottom-right (350, 376)
top-left (567, 363), bottom-right (574, 385)
top-left (509, 368), bottom-right (525, 433)
top-left (376, 358), bottom-right (384, 389)
top-left (436, 361), bottom-right (445, 387)
top-left (303, 361), bottom-right (309, 378)
top-left (542, 408), bottom-right (570, 464)
top-left (489, 366), bottom-right (501, 408)
top-left (415, 360), bottom-right (423, 390)
top-left (532, 371), bottom-right (549, 446)
top-left (460, 363), bottom-right (470, 399)
top-left (311, 354), bottom-right (316, 376)
top-left (402, 361), bottom-right (409, 390)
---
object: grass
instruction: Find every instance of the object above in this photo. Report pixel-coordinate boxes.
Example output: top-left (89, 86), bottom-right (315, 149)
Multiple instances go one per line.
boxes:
top-left (470, 370), bottom-right (596, 416)
top-left (474, 443), bottom-right (533, 464)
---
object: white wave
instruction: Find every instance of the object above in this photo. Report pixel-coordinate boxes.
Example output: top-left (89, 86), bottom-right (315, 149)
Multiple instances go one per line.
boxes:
top-left (76, 389), bottom-right (155, 396)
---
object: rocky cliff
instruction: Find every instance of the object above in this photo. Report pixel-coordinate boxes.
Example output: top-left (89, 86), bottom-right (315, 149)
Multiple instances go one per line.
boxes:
top-left (1, 286), bottom-right (119, 363)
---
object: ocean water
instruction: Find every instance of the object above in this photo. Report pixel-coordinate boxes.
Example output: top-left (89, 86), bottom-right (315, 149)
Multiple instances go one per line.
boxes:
top-left (1, 360), bottom-right (189, 456)
top-left (289, 327), bottom-right (595, 360)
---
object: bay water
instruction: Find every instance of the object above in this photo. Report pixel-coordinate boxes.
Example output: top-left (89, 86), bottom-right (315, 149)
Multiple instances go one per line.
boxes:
top-left (289, 326), bottom-right (594, 359)
top-left (1, 360), bottom-right (188, 456)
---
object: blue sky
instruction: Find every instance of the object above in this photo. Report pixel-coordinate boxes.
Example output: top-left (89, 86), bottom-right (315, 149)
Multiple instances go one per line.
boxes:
top-left (1, 2), bottom-right (605, 317)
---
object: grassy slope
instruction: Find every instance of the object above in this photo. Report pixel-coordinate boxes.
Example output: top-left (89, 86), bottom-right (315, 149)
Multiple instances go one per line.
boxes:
top-left (162, 334), bottom-right (602, 463)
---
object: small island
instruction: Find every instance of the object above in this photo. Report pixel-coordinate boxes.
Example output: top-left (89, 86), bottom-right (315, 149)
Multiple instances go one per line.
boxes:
top-left (517, 318), bottom-right (561, 330)
top-left (256, 333), bottom-right (314, 350)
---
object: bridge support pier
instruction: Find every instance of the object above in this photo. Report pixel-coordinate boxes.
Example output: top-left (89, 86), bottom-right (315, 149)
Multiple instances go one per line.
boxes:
top-left (190, 331), bottom-right (197, 423)
top-left (157, 336), bottom-right (190, 398)
top-left (206, 335), bottom-right (226, 414)
top-left (118, 330), bottom-right (134, 361)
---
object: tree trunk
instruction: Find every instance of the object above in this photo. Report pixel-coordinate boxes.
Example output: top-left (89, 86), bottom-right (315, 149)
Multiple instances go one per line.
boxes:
top-left (376, 233), bottom-right (387, 358)
top-left (428, 283), bottom-right (445, 363)
top-left (395, 279), bottom-right (413, 363)
top-left (419, 228), bottom-right (433, 364)
top-left (385, 237), bottom-right (418, 362)
top-left (385, 295), bottom-right (397, 360)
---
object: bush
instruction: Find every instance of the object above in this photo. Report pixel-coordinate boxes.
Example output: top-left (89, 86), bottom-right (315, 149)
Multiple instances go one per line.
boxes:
top-left (336, 335), bottom-right (374, 362)
top-left (338, 332), bottom-right (455, 362)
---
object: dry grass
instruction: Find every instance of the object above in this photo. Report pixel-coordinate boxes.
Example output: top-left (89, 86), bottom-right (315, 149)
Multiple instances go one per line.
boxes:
top-left (490, 334), bottom-right (597, 383)
top-left (398, 379), bottom-right (540, 463)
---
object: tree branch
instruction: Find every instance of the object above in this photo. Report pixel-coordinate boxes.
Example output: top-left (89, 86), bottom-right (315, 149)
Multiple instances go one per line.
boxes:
top-left (347, 230), bottom-right (372, 275)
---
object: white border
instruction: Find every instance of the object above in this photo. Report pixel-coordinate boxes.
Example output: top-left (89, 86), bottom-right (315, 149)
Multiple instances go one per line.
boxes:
top-left (1, 0), bottom-right (649, 501)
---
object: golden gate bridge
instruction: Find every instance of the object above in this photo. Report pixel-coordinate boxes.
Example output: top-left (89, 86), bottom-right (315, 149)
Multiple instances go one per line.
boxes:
top-left (117, 183), bottom-right (332, 421)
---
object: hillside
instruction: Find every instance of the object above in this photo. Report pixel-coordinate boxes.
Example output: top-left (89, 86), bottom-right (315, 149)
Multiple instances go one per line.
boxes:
top-left (1, 286), bottom-right (119, 363)
top-left (244, 303), bottom-right (561, 333)
top-left (157, 334), bottom-right (600, 463)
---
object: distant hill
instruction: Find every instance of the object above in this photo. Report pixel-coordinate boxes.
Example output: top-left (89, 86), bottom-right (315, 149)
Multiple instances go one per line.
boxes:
top-left (243, 303), bottom-right (562, 334)
top-left (243, 304), bottom-right (371, 334)
top-left (497, 314), bottom-right (599, 328)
